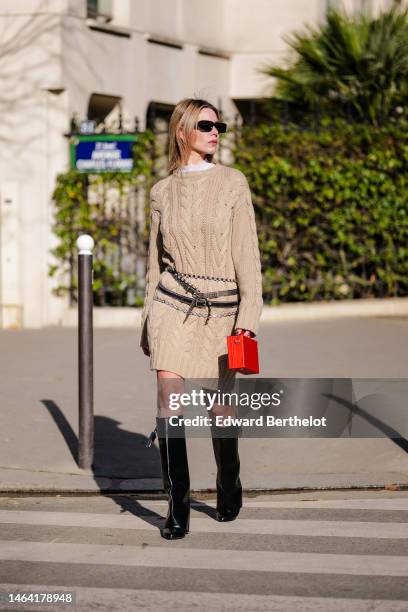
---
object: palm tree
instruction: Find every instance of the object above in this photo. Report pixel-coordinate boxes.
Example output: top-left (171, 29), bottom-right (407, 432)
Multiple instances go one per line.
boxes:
top-left (259, 3), bottom-right (408, 126)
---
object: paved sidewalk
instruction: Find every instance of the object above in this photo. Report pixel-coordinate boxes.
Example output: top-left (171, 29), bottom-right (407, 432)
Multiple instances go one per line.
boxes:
top-left (1, 314), bottom-right (407, 493)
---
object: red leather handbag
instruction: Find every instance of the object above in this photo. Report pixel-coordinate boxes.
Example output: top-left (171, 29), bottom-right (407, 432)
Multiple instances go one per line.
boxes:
top-left (227, 334), bottom-right (259, 374)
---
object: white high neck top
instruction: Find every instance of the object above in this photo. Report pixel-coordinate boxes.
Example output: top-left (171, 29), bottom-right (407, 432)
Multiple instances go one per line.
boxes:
top-left (181, 159), bottom-right (215, 172)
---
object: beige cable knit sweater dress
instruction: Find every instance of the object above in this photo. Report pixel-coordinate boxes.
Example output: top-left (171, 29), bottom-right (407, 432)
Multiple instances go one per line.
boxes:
top-left (139, 161), bottom-right (263, 379)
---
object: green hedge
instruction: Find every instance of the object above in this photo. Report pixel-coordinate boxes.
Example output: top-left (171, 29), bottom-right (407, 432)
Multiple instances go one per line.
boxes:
top-left (232, 116), bottom-right (408, 304)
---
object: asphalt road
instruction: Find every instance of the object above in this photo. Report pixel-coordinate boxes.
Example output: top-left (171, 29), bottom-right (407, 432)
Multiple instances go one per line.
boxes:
top-left (0, 489), bottom-right (407, 611)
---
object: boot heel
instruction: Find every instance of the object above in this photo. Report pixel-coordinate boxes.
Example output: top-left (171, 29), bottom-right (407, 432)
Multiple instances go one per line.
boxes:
top-left (156, 416), bottom-right (190, 539)
top-left (211, 424), bottom-right (242, 522)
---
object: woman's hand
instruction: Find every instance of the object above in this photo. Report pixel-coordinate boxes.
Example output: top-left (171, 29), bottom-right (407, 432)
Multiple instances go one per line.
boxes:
top-left (234, 328), bottom-right (255, 338)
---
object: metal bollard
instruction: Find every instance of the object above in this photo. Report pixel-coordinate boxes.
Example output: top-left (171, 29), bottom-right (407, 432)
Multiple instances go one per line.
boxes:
top-left (76, 234), bottom-right (94, 470)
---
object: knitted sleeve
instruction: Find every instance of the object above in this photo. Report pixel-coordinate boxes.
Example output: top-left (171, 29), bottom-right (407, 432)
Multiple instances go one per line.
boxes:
top-left (231, 176), bottom-right (263, 336)
top-left (139, 188), bottom-right (163, 348)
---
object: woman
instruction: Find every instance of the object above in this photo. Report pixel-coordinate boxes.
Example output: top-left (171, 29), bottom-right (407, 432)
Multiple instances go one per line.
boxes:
top-left (140, 98), bottom-right (263, 540)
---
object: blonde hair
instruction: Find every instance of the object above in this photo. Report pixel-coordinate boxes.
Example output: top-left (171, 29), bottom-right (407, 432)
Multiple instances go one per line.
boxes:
top-left (168, 98), bottom-right (222, 175)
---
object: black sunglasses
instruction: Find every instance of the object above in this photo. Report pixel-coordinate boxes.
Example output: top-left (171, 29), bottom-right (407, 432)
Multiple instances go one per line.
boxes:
top-left (195, 120), bottom-right (228, 133)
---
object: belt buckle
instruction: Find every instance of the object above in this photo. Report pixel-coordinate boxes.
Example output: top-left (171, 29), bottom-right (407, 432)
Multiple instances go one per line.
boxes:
top-left (195, 296), bottom-right (208, 307)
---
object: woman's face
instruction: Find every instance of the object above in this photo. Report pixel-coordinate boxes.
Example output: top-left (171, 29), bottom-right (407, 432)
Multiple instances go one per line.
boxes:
top-left (182, 107), bottom-right (220, 158)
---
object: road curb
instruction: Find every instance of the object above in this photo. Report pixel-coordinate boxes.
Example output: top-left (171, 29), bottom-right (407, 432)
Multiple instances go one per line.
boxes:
top-left (58, 297), bottom-right (408, 327)
top-left (1, 473), bottom-right (407, 495)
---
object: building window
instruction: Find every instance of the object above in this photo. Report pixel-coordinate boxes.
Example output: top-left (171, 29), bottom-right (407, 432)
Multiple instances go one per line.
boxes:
top-left (87, 0), bottom-right (113, 23)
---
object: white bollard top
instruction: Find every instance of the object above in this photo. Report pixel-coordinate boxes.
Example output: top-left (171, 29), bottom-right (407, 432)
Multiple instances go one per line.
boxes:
top-left (77, 234), bottom-right (95, 255)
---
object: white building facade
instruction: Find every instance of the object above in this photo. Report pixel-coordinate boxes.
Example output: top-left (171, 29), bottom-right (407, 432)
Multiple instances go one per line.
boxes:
top-left (0, 0), bottom-right (399, 328)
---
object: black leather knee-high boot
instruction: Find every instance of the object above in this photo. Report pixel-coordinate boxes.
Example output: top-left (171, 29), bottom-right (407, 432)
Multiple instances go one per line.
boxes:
top-left (156, 415), bottom-right (190, 539)
top-left (210, 424), bottom-right (242, 522)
